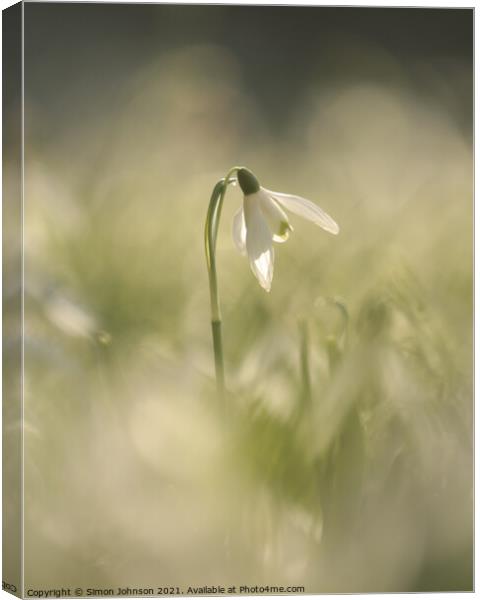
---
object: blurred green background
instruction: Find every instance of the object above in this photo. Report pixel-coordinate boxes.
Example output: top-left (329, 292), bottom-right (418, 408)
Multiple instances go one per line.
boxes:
top-left (17, 3), bottom-right (473, 593)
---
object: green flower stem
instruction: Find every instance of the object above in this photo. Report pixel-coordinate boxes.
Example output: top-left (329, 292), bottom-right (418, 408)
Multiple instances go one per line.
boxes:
top-left (204, 167), bottom-right (242, 398)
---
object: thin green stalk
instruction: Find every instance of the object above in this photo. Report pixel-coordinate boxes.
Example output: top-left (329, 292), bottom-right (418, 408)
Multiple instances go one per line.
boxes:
top-left (204, 167), bottom-right (242, 398)
top-left (299, 319), bottom-right (312, 408)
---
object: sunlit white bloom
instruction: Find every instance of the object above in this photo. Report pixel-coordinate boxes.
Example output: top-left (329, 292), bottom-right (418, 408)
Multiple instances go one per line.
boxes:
top-left (232, 168), bottom-right (339, 292)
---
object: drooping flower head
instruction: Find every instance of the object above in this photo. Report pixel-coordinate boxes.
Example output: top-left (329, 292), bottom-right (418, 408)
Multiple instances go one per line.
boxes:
top-left (232, 167), bottom-right (339, 292)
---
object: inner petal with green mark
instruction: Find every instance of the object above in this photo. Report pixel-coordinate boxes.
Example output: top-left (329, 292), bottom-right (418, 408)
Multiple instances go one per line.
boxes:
top-left (273, 220), bottom-right (293, 242)
top-left (258, 190), bottom-right (293, 243)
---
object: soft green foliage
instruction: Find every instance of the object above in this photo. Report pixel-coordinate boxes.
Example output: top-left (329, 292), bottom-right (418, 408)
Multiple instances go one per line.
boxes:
top-left (20, 46), bottom-right (472, 592)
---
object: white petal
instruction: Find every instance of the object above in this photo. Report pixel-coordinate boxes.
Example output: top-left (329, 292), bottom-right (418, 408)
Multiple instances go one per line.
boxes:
top-left (232, 207), bottom-right (246, 255)
top-left (257, 188), bottom-right (293, 243)
top-left (265, 188), bottom-right (339, 235)
top-left (244, 194), bottom-right (274, 292)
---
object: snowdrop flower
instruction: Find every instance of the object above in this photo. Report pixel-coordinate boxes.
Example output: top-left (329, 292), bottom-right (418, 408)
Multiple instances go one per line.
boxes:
top-left (232, 168), bottom-right (339, 292)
